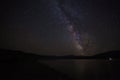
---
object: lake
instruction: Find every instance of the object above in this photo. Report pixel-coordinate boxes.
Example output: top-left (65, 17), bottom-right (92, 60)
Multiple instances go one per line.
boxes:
top-left (39, 59), bottom-right (120, 80)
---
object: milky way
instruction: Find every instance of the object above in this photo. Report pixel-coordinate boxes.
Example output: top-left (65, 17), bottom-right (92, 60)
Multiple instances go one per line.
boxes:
top-left (47, 0), bottom-right (84, 55)
top-left (1, 0), bottom-right (120, 56)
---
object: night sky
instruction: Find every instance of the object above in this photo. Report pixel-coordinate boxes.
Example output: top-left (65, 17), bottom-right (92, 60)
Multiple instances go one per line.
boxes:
top-left (0, 0), bottom-right (120, 56)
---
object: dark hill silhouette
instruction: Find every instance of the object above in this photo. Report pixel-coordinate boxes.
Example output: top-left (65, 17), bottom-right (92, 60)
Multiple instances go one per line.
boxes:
top-left (0, 49), bottom-right (92, 60)
top-left (0, 49), bottom-right (73, 80)
top-left (1, 49), bottom-right (120, 60)
top-left (93, 50), bottom-right (120, 59)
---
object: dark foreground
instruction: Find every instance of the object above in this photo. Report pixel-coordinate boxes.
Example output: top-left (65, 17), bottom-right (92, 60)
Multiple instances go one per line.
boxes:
top-left (0, 49), bottom-right (73, 80)
top-left (0, 49), bottom-right (120, 80)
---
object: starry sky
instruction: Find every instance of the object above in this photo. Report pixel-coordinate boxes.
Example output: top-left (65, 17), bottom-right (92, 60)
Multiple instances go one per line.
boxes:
top-left (0, 0), bottom-right (120, 56)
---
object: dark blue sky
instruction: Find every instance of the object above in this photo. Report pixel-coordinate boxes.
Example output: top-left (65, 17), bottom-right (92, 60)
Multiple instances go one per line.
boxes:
top-left (0, 0), bottom-right (120, 55)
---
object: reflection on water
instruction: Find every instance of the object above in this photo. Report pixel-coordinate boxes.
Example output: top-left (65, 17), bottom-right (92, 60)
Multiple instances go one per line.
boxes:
top-left (39, 59), bottom-right (120, 80)
top-left (74, 59), bottom-right (112, 80)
